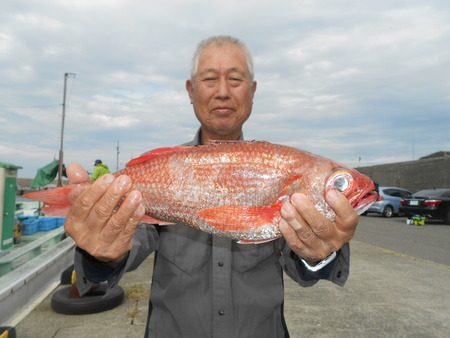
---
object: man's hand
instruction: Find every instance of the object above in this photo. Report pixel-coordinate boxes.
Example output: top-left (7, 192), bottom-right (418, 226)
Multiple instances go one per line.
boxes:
top-left (64, 163), bottom-right (145, 262)
top-left (279, 190), bottom-right (358, 264)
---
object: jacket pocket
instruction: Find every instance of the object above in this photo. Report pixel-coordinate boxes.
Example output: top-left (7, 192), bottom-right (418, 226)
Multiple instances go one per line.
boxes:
top-left (232, 238), bottom-right (282, 272)
top-left (157, 224), bottom-right (211, 275)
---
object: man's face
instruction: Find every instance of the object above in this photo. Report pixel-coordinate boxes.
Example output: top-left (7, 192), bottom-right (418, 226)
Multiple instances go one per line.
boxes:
top-left (186, 42), bottom-right (257, 143)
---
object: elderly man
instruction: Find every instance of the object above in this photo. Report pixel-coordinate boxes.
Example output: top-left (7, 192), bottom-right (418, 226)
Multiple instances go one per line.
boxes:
top-left (66, 36), bottom-right (357, 338)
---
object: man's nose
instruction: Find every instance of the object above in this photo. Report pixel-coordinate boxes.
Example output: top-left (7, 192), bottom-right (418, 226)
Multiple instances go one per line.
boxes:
top-left (216, 78), bottom-right (230, 99)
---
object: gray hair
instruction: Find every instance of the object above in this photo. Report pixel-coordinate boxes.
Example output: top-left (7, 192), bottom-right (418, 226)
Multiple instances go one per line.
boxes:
top-left (190, 35), bottom-right (254, 80)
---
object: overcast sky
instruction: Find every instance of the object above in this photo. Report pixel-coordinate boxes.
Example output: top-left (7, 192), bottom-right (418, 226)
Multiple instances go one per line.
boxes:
top-left (1, 0), bottom-right (449, 178)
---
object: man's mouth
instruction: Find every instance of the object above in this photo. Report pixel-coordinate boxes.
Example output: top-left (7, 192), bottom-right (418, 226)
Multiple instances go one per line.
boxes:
top-left (212, 107), bottom-right (235, 115)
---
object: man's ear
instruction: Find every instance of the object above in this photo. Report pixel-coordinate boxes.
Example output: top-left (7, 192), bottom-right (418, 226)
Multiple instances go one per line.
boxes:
top-left (186, 79), bottom-right (194, 102)
top-left (252, 81), bottom-right (257, 96)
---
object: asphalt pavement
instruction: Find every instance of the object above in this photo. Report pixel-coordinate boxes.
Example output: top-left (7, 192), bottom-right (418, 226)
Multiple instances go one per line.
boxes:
top-left (15, 217), bottom-right (450, 337)
top-left (355, 215), bottom-right (450, 266)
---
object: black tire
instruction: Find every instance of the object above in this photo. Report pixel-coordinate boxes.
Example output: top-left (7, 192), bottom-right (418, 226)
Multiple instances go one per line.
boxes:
top-left (445, 208), bottom-right (450, 225)
top-left (60, 264), bottom-right (75, 285)
top-left (382, 206), bottom-right (394, 218)
top-left (0, 326), bottom-right (16, 338)
top-left (51, 283), bottom-right (124, 315)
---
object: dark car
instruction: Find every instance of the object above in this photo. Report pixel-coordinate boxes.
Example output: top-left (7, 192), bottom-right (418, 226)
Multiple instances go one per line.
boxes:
top-left (400, 188), bottom-right (450, 224)
top-left (365, 186), bottom-right (412, 217)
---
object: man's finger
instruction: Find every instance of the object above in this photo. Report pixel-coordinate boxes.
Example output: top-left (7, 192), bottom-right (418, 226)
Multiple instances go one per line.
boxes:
top-left (85, 175), bottom-right (132, 227)
top-left (68, 174), bottom-right (115, 222)
top-left (101, 190), bottom-right (143, 242)
top-left (97, 196), bottom-right (145, 261)
top-left (124, 204), bottom-right (146, 237)
top-left (280, 200), bottom-right (316, 243)
top-left (290, 193), bottom-right (337, 240)
top-left (325, 189), bottom-right (359, 232)
top-left (67, 163), bottom-right (90, 184)
top-left (278, 219), bottom-right (304, 249)
top-left (279, 219), bottom-right (322, 261)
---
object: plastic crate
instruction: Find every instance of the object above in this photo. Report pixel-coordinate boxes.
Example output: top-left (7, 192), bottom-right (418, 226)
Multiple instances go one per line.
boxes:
top-left (22, 218), bottom-right (39, 235)
top-left (54, 217), bottom-right (66, 228)
top-left (17, 215), bottom-right (39, 222)
top-left (38, 217), bottom-right (58, 231)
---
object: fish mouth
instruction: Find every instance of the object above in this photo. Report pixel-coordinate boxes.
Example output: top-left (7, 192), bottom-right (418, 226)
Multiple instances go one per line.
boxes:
top-left (353, 188), bottom-right (379, 215)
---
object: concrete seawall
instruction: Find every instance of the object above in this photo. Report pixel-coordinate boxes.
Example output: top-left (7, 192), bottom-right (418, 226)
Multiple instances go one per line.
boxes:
top-left (357, 155), bottom-right (450, 192)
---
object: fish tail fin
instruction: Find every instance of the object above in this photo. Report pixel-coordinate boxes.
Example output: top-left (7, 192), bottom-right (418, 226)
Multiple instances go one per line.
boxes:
top-left (23, 186), bottom-right (75, 216)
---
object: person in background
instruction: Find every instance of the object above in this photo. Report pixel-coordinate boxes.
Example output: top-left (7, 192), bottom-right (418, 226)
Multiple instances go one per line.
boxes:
top-left (65, 35), bottom-right (359, 338)
top-left (90, 159), bottom-right (110, 181)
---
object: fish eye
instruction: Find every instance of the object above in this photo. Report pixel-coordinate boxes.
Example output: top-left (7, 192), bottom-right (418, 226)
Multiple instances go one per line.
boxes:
top-left (334, 175), bottom-right (349, 192)
top-left (327, 171), bottom-right (353, 193)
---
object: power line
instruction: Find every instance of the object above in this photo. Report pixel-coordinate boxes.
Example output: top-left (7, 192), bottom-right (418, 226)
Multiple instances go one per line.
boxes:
top-left (0, 103), bottom-right (60, 109)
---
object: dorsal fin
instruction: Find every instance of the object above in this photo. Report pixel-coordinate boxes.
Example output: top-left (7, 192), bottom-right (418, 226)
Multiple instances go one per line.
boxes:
top-left (126, 146), bottom-right (192, 167)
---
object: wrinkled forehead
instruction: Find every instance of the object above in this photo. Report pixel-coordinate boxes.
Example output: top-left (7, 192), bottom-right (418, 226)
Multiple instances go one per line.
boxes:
top-left (197, 43), bottom-right (250, 75)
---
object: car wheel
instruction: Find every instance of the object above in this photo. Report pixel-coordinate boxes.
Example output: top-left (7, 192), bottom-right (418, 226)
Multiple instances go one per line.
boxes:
top-left (0, 327), bottom-right (16, 338)
top-left (51, 283), bottom-right (124, 315)
top-left (445, 208), bottom-right (450, 225)
top-left (382, 206), bottom-right (394, 218)
top-left (60, 264), bottom-right (74, 285)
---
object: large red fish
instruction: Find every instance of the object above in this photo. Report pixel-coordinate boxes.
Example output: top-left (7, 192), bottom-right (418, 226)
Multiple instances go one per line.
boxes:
top-left (25, 141), bottom-right (377, 244)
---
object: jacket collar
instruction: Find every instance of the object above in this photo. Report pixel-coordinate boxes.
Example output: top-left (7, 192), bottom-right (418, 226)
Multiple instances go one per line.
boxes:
top-left (184, 128), bottom-right (244, 146)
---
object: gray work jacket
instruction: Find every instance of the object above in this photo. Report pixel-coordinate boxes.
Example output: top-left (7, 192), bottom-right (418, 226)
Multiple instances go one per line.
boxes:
top-left (75, 132), bottom-right (350, 338)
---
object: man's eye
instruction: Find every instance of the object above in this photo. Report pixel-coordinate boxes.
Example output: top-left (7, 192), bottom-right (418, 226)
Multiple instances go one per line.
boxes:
top-left (203, 77), bottom-right (217, 81)
top-left (229, 78), bottom-right (243, 86)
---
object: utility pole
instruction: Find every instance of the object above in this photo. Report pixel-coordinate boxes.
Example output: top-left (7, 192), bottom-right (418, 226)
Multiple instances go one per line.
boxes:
top-left (116, 141), bottom-right (120, 171)
top-left (57, 72), bottom-right (76, 187)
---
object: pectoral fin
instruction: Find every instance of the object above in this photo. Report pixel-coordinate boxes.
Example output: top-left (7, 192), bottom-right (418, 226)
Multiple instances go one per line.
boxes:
top-left (197, 203), bottom-right (281, 232)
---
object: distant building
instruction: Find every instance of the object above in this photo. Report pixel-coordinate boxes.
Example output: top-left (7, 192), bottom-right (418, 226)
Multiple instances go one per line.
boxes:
top-left (419, 151), bottom-right (449, 160)
top-left (357, 151), bottom-right (450, 193)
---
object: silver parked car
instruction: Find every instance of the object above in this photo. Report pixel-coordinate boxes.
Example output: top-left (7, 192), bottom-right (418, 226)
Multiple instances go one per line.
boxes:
top-left (365, 186), bottom-right (412, 217)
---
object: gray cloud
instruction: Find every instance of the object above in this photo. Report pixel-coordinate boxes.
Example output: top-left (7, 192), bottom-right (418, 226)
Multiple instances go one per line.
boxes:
top-left (0, 0), bottom-right (449, 178)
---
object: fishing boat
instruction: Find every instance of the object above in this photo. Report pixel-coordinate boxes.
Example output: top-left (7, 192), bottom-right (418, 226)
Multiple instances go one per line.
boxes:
top-left (0, 162), bottom-right (74, 326)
